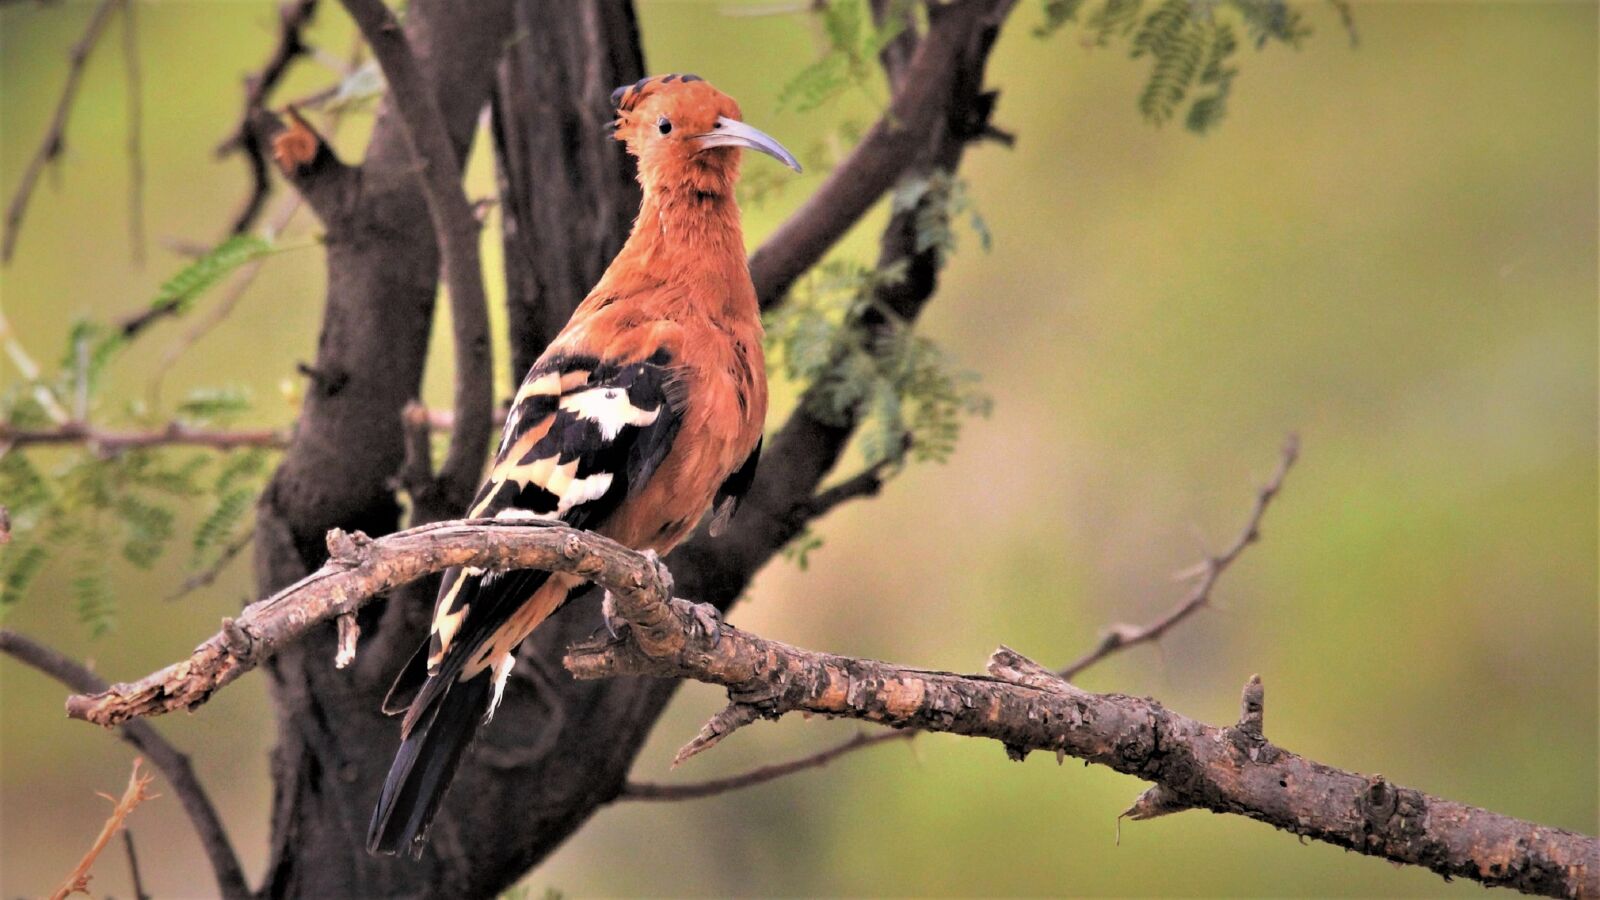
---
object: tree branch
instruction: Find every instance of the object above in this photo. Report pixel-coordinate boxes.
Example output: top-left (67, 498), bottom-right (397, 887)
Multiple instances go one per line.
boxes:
top-left (567, 611), bottom-right (1598, 898)
top-left (59, 516), bottom-right (1597, 896)
top-left (618, 729), bottom-right (915, 802)
top-left (0, 629), bottom-right (249, 900)
top-left (1058, 433), bottom-right (1300, 680)
top-left (629, 434), bottom-right (1291, 801)
top-left (0, 420), bottom-right (287, 452)
top-left (218, 0), bottom-right (320, 236)
top-left (747, 0), bottom-right (1015, 309)
top-left (2, 0), bottom-right (120, 264)
top-left (337, 0), bottom-right (493, 520)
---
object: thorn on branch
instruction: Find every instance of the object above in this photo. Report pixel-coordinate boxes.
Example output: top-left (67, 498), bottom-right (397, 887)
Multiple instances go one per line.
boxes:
top-left (1118, 783), bottom-right (1190, 836)
top-left (296, 361), bottom-right (348, 396)
top-left (674, 702), bottom-right (762, 767)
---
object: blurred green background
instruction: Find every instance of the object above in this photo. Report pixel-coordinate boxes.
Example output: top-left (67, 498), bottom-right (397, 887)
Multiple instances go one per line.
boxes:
top-left (2, 1), bottom-right (1595, 896)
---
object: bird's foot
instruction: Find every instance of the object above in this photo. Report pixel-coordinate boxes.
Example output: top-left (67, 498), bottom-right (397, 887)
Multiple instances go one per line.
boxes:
top-left (687, 601), bottom-right (723, 647)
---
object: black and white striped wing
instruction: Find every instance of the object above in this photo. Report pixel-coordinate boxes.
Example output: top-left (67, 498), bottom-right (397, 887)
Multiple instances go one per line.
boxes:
top-left (385, 351), bottom-right (682, 718)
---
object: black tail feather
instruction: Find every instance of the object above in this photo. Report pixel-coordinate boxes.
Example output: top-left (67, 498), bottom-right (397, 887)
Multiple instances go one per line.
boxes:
top-left (367, 673), bottom-right (491, 857)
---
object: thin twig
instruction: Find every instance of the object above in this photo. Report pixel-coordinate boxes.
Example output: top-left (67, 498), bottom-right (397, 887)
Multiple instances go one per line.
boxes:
top-left (121, 829), bottom-right (151, 900)
top-left (49, 758), bottom-right (155, 900)
top-left (0, 629), bottom-right (250, 900)
top-left (0, 421), bottom-right (287, 452)
top-left (120, 0), bottom-right (144, 265)
top-left (619, 730), bottom-right (914, 801)
top-left (1057, 433), bottom-right (1299, 680)
top-left (803, 434), bottom-right (912, 521)
top-left (167, 527), bottom-right (255, 601)
top-left (220, 0), bottom-right (320, 236)
top-left (2, 0), bottom-right (119, 264)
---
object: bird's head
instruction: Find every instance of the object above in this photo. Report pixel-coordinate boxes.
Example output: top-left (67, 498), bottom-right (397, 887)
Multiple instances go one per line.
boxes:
top-left (611, 74), bottom-right (801, 197)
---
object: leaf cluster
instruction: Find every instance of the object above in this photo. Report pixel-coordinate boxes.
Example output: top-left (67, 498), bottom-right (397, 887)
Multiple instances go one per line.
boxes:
top-left (0, 237), bottom-right (283, 633)
top-left (1037, 0), bottom-right (1327, 133)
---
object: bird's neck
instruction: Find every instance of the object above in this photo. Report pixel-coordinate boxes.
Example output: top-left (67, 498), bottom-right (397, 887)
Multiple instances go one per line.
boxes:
top-left (602, 181), bottom-right (755, 319)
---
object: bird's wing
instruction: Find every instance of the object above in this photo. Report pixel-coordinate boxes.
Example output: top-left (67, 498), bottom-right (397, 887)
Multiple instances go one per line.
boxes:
top-left (387, 350), bottom-right (683, 727)
top-left (709, 435), bottom-right (761, 537)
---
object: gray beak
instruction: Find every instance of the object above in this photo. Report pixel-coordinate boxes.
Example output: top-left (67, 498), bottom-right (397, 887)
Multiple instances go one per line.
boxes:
top-left (695, 116), bottom-right (802, 172)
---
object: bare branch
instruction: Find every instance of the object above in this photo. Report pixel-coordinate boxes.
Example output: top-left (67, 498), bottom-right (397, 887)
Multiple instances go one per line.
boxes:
top-left (63, 512), bottom-right (1596, 896)
top-left (570, 616), bottom-right (1597, 897)
top-left (63, 520), bottom-right (664, 726)
top-left (802, 434), bottom-right (911, 521)
top-left (0, 629), bottom-right (249, 899)
top-left (1058, 433), bottom-right (1300, 680)
top-left (121, 830), bottom-right (150, 900)
top-left (0, 420), bottom-right (287, 452)
top-left (219, 0), bottom-right (320, 236)
top-left (49, 758), bottom-right (155, 900)
top-left (167, 527), bottom-right (255, 601)
top-left (619, 729), bottom-right (914, 802)
top-left (2, 0), bottom-right (119, 264)
top-left (338, 0), bottom-right (493, 519)
top-left (120, 0), bottom-right (144, 265)
top-left (216, 0), bottom-right (319, 158)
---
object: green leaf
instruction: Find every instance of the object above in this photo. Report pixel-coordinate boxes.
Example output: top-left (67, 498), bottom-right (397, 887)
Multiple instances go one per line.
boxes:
top-left (0, 542), bottom-right (49, 615)
top-left (148, 234), bottom-right (272, 319)
top-left (176, 385), bottom-right (253, 423)
top-left (72, 564), bottom-right (116, 637)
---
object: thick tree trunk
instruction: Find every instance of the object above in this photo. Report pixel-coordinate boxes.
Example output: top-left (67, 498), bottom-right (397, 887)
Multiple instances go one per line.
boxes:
top-left (251, 0), bottom-right (514, 895)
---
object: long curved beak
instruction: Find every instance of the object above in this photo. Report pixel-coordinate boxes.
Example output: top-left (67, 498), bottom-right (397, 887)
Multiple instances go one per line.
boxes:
top-left (695, 116), bottom-right (802, 173)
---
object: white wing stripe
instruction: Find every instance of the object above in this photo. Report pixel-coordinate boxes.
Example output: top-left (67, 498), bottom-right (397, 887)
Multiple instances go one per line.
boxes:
top-left (559, 387), bottom-right (660, 441)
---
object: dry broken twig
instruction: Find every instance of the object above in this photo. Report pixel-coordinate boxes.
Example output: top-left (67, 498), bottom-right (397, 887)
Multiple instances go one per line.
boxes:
top-left (61, 513), bottom-right (1597, 896)
top-left (49, 758), bottom-right (155, 900)
top-left (0, 629), bottom-right (250, 899)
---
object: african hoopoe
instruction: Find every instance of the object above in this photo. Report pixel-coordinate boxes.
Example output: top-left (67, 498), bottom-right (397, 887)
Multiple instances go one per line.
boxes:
top-left (368, 74), bottom-right (800, 857)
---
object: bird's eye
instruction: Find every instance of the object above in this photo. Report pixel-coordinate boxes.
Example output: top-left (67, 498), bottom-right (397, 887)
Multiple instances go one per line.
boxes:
top-left (657, 116), bottom-right (672, 135)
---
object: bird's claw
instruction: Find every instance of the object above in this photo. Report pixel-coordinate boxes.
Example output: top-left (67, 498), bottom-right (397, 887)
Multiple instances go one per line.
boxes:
top-left (688, 601), bottom-right (722, 647)
top-left (601, 591), bottom-right (629, 641)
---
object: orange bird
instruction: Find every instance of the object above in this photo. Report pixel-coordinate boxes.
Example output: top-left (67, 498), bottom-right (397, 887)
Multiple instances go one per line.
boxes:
top-left (368, 74), bottom-right (800, 857)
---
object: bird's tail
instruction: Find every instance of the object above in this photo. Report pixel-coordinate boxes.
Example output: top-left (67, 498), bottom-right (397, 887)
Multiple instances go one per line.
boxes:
top-left (366, 671), bottom-right (492, 857)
